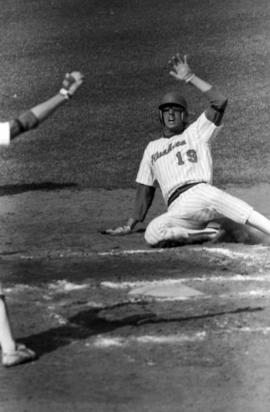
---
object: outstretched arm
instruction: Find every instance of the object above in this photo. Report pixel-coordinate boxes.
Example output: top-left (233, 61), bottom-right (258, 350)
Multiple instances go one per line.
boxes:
top-left (8, 72), bottom-right (84, 141)
top-left (169, 53), bottom-right (228, 125)
top-left (103, 183), bottom-right (155, 236)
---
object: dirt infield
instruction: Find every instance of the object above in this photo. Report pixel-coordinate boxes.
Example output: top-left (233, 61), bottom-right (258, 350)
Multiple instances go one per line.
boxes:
top-left (1, 183), bottom-right (270, 257)
top-left (1, 0), bottom-right (270, 410)
top-left (0, 185), bottom-right (270, 411)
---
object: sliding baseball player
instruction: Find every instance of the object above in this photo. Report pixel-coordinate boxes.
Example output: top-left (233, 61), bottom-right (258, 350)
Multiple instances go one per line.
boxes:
top-left (105, 53), bottom-right (270, 247)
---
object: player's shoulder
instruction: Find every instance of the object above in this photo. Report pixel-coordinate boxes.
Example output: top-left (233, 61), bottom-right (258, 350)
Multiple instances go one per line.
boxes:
top-left (186, 112), bottom-right (205, 126)
top-left (151, 136), bottom-right (167, 144)
top-left (145, 136), bottom-right (166, 148)
top-left (184, 112), bottom-right (211, 133)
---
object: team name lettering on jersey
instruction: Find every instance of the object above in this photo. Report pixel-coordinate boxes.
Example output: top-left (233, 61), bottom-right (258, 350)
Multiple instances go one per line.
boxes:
top-left (151, 139), bottom-right (186, 165)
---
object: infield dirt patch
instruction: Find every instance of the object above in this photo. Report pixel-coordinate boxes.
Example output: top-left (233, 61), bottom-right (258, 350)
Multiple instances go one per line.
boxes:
top-left (0, 183), bottom-right (269, 257)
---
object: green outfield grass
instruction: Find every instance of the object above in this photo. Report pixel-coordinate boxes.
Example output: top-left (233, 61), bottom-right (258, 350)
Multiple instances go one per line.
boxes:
top-left (0, 0), bottom-right (270, 189)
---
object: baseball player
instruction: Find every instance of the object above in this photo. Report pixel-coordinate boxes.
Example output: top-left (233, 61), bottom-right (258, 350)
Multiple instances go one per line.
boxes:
top-left (105, 53), bottom-right (270, 246)
top-left (0, 70), bottom-right (84, 367)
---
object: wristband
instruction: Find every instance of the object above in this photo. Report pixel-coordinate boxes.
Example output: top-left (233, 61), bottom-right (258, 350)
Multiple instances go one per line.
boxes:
top-left (59, 88), bottom-right (71, 100)
top-left (185, 73), bottom-right (195, 83)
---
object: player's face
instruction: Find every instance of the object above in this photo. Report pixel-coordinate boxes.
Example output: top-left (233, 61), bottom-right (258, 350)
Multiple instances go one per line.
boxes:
top-left (162, 105), bottom-right (185, 136)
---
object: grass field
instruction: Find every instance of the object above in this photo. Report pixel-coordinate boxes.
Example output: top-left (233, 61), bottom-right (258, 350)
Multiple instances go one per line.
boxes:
top-left (0, 0), bottom-right (270, 189)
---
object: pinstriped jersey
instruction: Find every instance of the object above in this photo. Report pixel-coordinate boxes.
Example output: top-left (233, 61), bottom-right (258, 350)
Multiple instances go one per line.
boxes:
top-left (136, 112), bottom-right (222, 204)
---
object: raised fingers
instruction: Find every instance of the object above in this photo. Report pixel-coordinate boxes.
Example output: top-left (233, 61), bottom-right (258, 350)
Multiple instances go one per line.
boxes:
top-left (70, 71), bottom-right (84, 83)
top-left (168, 53), bottom-right (185, 69)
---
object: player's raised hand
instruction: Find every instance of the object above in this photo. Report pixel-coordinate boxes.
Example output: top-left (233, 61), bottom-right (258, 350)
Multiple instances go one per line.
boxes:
top-left (101, 225), bottom-right (132, 236)
top-left (60, 71), bottom-right (84, 98)
top-left (168, 53), bottom-right (194, 83)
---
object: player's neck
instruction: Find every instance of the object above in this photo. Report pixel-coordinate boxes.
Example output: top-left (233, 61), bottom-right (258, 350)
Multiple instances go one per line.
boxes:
top-left (163, 129), bottom-right (182, 138)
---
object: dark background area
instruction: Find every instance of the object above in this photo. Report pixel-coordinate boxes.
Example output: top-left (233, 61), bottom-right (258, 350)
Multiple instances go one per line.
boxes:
top-left (0, 0), bottom-right (270, 188)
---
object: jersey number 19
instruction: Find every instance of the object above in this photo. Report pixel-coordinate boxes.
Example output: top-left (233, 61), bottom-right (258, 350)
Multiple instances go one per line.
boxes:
top-left (176, 149), bottom-right (198, 166)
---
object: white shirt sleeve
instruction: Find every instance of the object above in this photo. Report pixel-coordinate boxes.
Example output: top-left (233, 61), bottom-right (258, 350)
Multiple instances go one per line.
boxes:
top-left (189, 112), bottom-right (223, 142)
top-left (136, 144), bottom-right (156, 187)
top-left (0, 122), bottom-right (10, 146)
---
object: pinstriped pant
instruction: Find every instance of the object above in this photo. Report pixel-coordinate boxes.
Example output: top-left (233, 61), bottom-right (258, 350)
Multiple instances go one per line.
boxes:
top-left (144, 183), bottom-right (254, 246)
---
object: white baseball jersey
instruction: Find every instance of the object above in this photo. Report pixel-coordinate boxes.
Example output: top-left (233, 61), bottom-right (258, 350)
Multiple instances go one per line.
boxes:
top-left (136, 112), bottom-right (222, 204)
top-left (0, 122), bottom-right (10, 146)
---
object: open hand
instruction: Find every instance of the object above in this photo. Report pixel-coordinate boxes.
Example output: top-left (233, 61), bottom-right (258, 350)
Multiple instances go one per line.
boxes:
top-left (101, 225), bottom-right (132, 236)
top-left (168, 54), bottom-right (194, 83)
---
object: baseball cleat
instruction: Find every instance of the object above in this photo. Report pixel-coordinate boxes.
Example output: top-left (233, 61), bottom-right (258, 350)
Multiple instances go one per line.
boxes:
top-left (2, 343), bottom-right (37, 367)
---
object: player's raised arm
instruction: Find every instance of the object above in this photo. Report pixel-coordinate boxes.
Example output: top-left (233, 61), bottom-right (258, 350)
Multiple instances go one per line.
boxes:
top-left (5, 71), bottom-right (84, 142)
top-left (169, 53), bottom-right (228, 126)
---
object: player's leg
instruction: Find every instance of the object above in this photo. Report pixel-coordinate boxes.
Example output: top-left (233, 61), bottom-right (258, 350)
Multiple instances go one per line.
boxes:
top-left (211, 217), bottom-right (268, 244)
top-left (144, 212), bottom-right (220, 247)
top-left (145, 184), bottom-right (226, 246)
top-left (246, 210), bottom-right (270, 235)
top-left (186, 183), bottom-right (270, 240)
top-left (145, 182), bottom-right (263, 247)
top-left (0, 283), bottom-right (36, 367)
top-left (200, 184), bottom-right (270, 236)
top-left (0, 285), bottom-right (16, 354)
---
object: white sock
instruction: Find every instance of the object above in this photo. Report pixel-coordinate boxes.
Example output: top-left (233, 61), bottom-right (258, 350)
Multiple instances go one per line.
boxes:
top-left (0, 297), bottom-right (16, 353)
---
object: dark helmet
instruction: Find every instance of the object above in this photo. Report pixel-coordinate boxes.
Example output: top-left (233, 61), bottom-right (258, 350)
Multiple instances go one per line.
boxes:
top-left (159, 91), bottom-right (188, 112)
top-left (159, 91), bottom-right (188, 133)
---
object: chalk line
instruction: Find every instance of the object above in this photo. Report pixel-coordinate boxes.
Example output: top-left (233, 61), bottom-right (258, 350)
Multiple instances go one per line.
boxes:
top-left (91, 326), bottom-right (270, 348)
top-left (5, 278), bottom-right (270, 303)
top-left (5, 273), bottom-right (270, 296)
top-left (101, 274), bottom-right (270, 290)
top-left (126, 289), bottom-right (270, 302)
top-left (48, 280), bottom-right (90, 292)
top-left (97, 246), bottom-right (245, 258)
top-left (97, 244), bottom-right (267, 259)
top-left (92, 332), bottom-right (206, 348)
top-left (4, 244), bottom-right (268, 263)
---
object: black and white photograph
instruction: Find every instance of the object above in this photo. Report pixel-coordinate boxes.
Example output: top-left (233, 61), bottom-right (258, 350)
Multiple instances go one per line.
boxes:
top-left (1, 0), bottom-right (270, 411)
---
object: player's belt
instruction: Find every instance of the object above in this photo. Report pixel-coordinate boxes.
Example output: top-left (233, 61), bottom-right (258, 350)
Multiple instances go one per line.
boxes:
top-left (167, 182), bottom-right (204, 207)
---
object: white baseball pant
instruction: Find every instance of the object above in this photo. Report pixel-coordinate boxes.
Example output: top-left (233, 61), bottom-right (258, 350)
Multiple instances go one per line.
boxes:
top-left (145, 183), bottom-right (254, 246)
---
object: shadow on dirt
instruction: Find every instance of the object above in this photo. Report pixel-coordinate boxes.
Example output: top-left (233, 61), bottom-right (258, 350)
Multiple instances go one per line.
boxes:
top-left (0, 182), bottom-right (78, 196)
top-left (21, 304), bottom-right (263, 357)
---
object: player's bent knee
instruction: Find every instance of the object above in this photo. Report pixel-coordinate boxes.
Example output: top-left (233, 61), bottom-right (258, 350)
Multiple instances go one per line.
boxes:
top-left (144, 226), bottom-right (160, 246)
top-left (144, 220), bottom-right (166, 246)
top-left (145, 221), bottom-right (223, 247)
top-left (144, 220), bottom-right (188, 247)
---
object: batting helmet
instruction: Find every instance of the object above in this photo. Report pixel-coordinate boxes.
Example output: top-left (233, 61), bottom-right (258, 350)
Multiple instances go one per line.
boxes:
top-left (159, 91), bottom-right (188, 134)
top-left (158, 91), bottom-right (188, 111)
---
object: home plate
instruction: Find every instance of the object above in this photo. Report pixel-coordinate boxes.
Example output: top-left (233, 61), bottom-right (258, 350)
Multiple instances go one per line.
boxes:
top-left (129, 282), bottom-right (204, 299)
